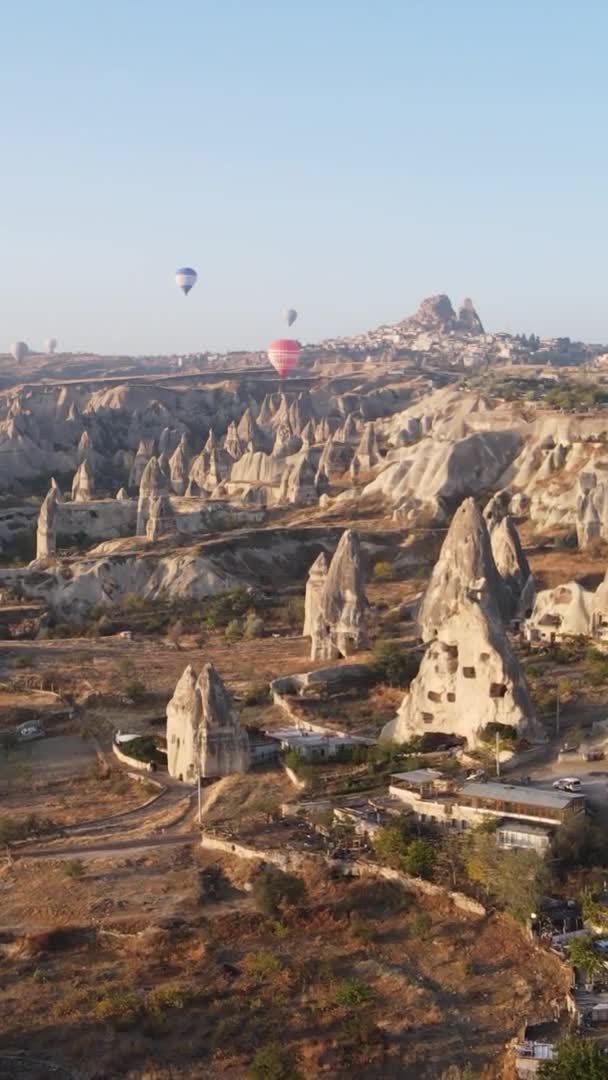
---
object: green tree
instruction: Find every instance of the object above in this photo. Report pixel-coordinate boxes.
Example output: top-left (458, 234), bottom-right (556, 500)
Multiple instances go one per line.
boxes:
top-left (538, 1036), bottom-right (608, 1078)
top-left (568, 936), bottom-right (604, 980)
top-left (464, 832), bottom-right (548, 923)
top-left (373, 823), bottom-right (410, 870)
top-left (370, 640), bottom-right (420, 688)
top-left (403, 838), bottom-right (435, 879)
top-left (251, 866), bottom-right (305, 917)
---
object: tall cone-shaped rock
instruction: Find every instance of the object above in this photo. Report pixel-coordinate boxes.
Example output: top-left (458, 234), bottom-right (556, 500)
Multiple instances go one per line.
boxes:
top-left (169, 434), bottom-right (189, 495)
top-left (311, 530), bottom-right (368, 660)
top-left (490, 516), bottom-right (534, 619)
top-left (166, 662), bottom-right (250, 782)
top-left (145, 494), bottom-right (177, 540)
top-left (304, 552), bottom-right (329, 637)
top-left (382, 601), bottom-right (541, 749)
top-left (36, 485), bottom-right (59, 558)
top-left (418, 498), bottom-right (508, 641)
top-left (71, 456), bottom-right (94, 502)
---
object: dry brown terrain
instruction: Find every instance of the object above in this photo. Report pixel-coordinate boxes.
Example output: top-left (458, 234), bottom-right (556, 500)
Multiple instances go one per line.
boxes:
top-left (0, 840), bottom-right (568, 1080)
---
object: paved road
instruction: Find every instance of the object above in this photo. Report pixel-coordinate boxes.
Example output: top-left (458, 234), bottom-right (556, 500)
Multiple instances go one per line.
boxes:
top-left (522, 759), bottom-right (608, 817)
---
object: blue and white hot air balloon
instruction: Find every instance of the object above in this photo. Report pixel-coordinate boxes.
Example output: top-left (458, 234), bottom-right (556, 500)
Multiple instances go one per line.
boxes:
top-left (175, 267), bottom-right (198, 296)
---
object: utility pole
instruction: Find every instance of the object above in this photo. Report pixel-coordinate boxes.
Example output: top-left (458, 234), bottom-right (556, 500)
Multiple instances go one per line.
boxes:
top-left (495, 730), bottom-right (501, 778)
top-left (556, 683), bottom-right (561, 737)
top-left (197, 770), bottom-right (202, 827)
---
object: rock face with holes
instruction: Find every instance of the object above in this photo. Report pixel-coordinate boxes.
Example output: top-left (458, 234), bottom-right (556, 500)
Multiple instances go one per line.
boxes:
top-left (309, 529), bottom-right (368, 660)
top-left (524, 581), bottom-right (596, 642)
top-left (166, 662), bottom-right (250, 782)
top-left (383, 497), bottom-right (540, 748)
top-left (382, 598), bottom-right (540, 748)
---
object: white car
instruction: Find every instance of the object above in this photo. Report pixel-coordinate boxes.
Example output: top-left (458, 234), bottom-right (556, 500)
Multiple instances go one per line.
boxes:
top-left (553, 777), bottom-right (582, 792)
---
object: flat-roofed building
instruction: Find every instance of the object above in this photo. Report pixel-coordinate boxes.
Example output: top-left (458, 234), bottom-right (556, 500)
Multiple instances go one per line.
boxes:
top-left (456, 782), bottom-right (585, 825)
top-left (388, 774), bottom-right (585, 845)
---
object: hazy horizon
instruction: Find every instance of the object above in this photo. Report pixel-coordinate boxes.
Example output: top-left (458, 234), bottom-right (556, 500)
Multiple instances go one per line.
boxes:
top-left (3, 1), bottom-right (608, 355)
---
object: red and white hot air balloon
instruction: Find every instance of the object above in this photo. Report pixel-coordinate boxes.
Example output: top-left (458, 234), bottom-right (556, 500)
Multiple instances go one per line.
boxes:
top-left (268, 338), bottom-right (300, 378)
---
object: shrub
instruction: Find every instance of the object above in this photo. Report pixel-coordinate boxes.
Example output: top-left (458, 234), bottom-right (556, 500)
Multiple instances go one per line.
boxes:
top-left (64, 859), bottom-right (85, 880)
top-left (243, 611), bottom-right (265, 639)
top-left (249, 1043), bottom-right (301, 1080)
top-left (334, 978), bottom-right (375, 1007)
top-left (146, 983), bottom-right (191, 1015)
top-left (243, 682), bottom-right (269, 706)
top-left (125, 680), bottom-right (146, 702)
top-left (286, 596), bottom-right (305, 629)
top-left (251, 866), bottom-right (305, 917)
top-left (410, 911), bottom-right (432, 939)
top-left (203, 587), bottom-right (254, 629)
top-left (224, 618), bottom-right (243, 643)
top-left (243, 949), bottom-right (281, 978)
top-left (95, 989), bottom-right (141, 1027)
top-left (370, 640), bottom-right (420, 688)
top-left (122, 593), bottom-right (146, 612)
top-left (372, 560), bottom-right (395, 582)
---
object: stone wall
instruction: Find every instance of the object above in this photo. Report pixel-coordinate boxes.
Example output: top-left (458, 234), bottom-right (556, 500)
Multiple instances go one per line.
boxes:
top-left (199, 833), bottom-right (486, 916)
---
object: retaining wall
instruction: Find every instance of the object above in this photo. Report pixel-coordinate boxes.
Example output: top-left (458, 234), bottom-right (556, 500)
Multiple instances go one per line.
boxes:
top-left (199, 833), bottom-right (485, 917)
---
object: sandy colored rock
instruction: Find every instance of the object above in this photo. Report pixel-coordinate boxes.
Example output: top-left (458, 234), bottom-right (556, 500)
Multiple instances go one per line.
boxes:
top-left (310, 529), bottom-right (368, 660)
top-left (383, 601), bottom-right (540, 749)
top-left (166, 662), bottom-right (250, 782)
top-left (36, 485), bottom-right (59, 559)
top-left (418, 498), bottom-right (508, 641)
top-left (71, 456), bottom-right (95, 502)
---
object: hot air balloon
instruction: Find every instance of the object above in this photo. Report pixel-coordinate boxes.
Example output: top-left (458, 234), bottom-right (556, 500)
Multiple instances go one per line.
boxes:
top-left (175, 267), bottom-right (198, 296)
top-left (283, 307), bottom-right (298, 327)
top-left (45, 337), bottom-right (57, 356)
top-left (10, 342), bottom-right (28, 364)
top-left (268, 339), bottom-right (300, 378)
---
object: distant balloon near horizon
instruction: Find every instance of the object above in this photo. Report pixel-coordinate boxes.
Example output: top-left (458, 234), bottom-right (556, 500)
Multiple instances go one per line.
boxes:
top-left (283, 307), bottom-right (298, 327)
top-left (268, 338), bottom-right (300, 378)
top-left (45, 337), bottom-right (57, 355)
top-left (175, 267), bottom-right (198, 296)
top-left (10, 341), bottom-right (28, 364)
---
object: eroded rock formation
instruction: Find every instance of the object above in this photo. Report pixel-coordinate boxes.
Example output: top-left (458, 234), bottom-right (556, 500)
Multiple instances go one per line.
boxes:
top-left (166, 662), bottom-right (250, 782)
top-left (71, 457), bottom-right (94, 502)
top-left (308, 530), bottom-right (368, 660)
top-left (36, 485), bottom-right (59, 559)
top-left (146, 494), bottom-right (177, 541)
top-left (383, 591), bottom-right (539, 749)
top-left (418, 498), bottom-right (508, 640)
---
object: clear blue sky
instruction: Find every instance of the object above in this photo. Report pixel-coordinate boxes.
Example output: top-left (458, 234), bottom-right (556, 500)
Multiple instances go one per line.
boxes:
top-left (2, 0), bottom-right (607, 355)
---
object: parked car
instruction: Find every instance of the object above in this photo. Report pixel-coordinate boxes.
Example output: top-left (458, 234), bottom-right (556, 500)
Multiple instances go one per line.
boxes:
top-left (553, 777), bottom-right (582, 792)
